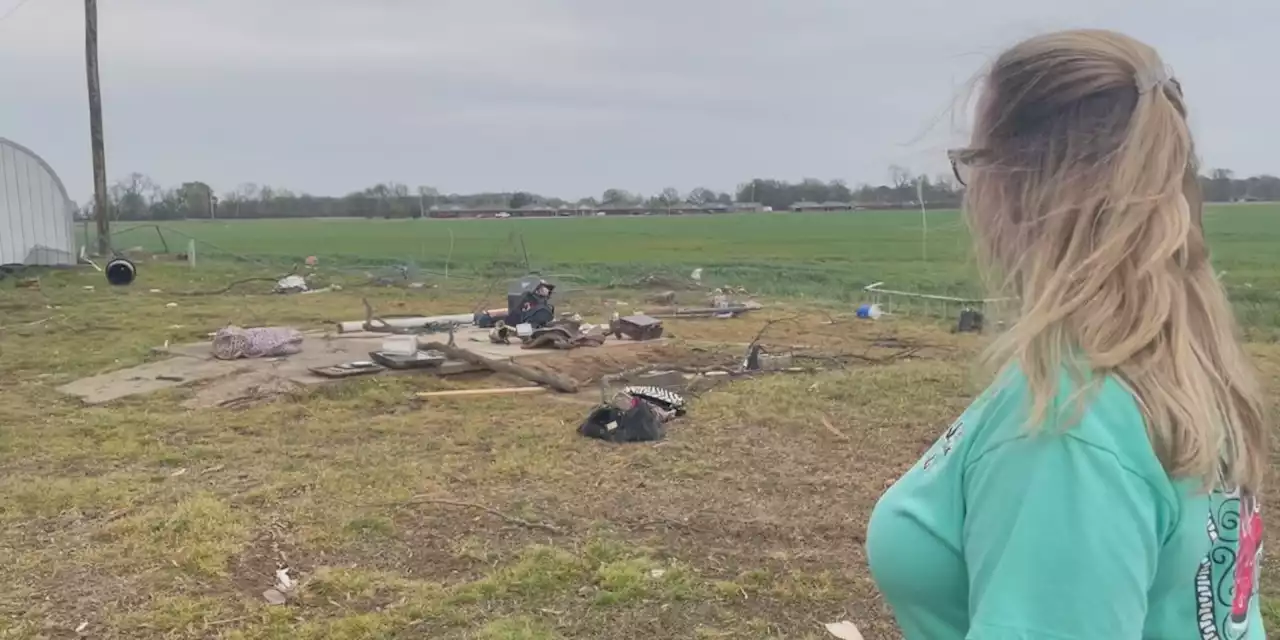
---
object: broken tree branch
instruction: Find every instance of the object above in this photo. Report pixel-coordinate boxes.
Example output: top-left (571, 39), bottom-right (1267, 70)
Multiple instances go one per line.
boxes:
top-left (420, 341), bottom-right (579, 393)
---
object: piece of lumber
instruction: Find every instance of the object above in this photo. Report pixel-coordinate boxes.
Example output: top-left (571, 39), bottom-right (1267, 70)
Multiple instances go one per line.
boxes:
top-left (644, 302), bottom-right (763, 318)
top-left (419, 341), bottom-right (580, 393)
top-left (414, 387), bottom-right (546, 398)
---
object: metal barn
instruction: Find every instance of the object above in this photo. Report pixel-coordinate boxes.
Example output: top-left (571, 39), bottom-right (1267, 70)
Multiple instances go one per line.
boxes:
top-left (0, 137), bottom-right (77, 266)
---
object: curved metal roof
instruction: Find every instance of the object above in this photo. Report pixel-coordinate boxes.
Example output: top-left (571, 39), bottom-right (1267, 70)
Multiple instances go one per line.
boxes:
top-left (0, 137), bottom-right (77, 266)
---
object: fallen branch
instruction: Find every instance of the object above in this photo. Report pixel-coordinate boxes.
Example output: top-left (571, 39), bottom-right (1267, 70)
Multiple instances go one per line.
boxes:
top-left (394, 497), bottom-right (566, 535)
top-left (421, 341), bottom-right (579, 393)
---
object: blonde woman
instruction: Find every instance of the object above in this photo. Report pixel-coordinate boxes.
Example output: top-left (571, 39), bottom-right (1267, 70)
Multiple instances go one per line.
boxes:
top-left (866, 30), bottom-right (1267, 640)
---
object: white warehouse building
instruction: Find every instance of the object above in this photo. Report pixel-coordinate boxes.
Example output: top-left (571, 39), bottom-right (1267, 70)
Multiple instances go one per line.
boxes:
top-left (0, 137), bottom-right (77, 266)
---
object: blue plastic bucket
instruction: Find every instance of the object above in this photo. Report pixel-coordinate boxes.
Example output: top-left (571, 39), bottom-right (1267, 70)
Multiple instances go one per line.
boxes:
top-left (856, 303), bottom-right (882, 319)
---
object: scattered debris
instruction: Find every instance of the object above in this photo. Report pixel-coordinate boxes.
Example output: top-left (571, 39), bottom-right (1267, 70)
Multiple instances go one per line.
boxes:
top-left (339, 300), bottom-right (474, 334)
top-left (262, 567), bottom-right (297, 606)
top-left (75, 622), bottom-right (88, 634)
top-left (862, 281), bottom-right (1010, 321)
top-left (645, 291), bottom-right (677, 305)
top-left (690, 268), bottom-right (703, 284)
top-left (186, 371), bottom-right (303, 410)
top-left (824, 621), bottom-right (865, 640)
top-left (608, 274), bottom-right (698, 291)
top-left (380, 335), bottom-right (417, 356)
top-left (173, 271), bottom-right (300, 297)
top-left (855, 303), bottom-right (883, 319)
top-left (211, 326), bottom-right (305, 360)
top-left (165, 302), bottom-right (178, 308)
top-left (578, 398), bottom-right (666, 443)
top-left (646, 302), bottom-right (763, 319)
top-left (263, 591), bottom-right (287, 606)
top-left (421, 341), bottom-right (580, 393)
top-left (743, 345), bottom-right (794, 371)
top-left (370, 349), bottom-right (447, 370)
top-left (506, 276), bottom-right (557, 328)
top-left (60, 326), bottom-right (652, 406)
top-left (273, 274), bottom-right (309, 294)
top-left (622, 385), bottom-right (687, 417)
top-left (309, 361), bottom-right (384, 379)
top-left (79, 246), bottom-right (102, 272)
top-left (522, 325), bottom-right (606, 350)
top-left (610, 313), bottom-right (665, 341)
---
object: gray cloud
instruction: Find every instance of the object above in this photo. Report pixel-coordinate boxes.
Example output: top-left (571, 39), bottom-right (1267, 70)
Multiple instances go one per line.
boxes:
top-left (1, 0), bottom-right (1274, 201)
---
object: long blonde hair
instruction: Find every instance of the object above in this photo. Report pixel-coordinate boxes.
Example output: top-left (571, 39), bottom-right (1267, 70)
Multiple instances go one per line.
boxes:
top-left (959, 29), bottom-right (1267, 493)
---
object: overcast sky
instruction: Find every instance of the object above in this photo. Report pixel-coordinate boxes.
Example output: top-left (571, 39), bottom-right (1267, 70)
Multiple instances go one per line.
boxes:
top-left (0, 0), bottom-right (1274, 202)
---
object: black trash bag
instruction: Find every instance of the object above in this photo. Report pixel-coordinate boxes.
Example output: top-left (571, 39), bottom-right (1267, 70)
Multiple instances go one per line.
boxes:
top-left (577, 399), bottom-right (665, 443)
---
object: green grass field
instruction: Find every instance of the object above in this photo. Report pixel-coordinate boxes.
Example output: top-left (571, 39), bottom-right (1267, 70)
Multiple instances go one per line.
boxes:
top-left (6, 203), bottom-right (1277, 637)
top-left (106, 204), bottom-right (1280, 328)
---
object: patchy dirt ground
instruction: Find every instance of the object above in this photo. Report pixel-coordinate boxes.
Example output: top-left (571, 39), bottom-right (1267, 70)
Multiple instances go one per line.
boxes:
top-left (2, 264), bottom-right (1277, 639)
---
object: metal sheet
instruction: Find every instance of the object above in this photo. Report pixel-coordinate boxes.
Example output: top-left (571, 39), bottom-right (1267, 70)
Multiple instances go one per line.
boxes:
top-left (0, 138), bottom-right (76, 266)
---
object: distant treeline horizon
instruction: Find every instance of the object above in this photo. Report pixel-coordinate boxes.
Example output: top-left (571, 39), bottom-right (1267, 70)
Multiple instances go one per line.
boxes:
top-left (85, 167), bottom-right (1280, 221)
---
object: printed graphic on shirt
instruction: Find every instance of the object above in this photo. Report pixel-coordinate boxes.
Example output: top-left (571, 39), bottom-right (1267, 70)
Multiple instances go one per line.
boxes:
top-left (1196, 491), bottom-right (1264, 640)
top-left (921, 418), bottom-right (965, 471)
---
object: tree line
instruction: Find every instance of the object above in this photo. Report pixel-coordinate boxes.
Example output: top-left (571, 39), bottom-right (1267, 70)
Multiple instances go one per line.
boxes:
top-left (87, 166), bottom-right (1280, 221)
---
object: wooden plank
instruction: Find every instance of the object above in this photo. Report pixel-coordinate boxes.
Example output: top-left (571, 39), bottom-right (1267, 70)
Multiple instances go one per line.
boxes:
top-left (420, 342), bottom-right (580, 393)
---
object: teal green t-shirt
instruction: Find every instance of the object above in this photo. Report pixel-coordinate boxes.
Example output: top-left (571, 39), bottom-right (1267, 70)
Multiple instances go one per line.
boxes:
top-left (866, 369), bottom-right (1265, 640)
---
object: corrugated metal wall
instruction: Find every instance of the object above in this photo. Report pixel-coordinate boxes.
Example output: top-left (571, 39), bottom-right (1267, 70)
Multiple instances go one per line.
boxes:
top-left (0, 138), bottom-right (76, 266)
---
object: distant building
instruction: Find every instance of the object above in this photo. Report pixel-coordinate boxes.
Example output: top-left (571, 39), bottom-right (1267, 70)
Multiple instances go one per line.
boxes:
top-left (791, 201), bottom-right (850, 212)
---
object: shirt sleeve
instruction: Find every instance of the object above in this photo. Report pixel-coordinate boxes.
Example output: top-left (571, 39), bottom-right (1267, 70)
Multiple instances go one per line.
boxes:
top-left (962, 433), bottom-right (1167, 640)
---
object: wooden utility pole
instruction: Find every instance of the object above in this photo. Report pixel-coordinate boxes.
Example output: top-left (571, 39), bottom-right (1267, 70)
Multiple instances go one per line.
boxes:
top-left (84, 0), bottom-right (110, 255)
